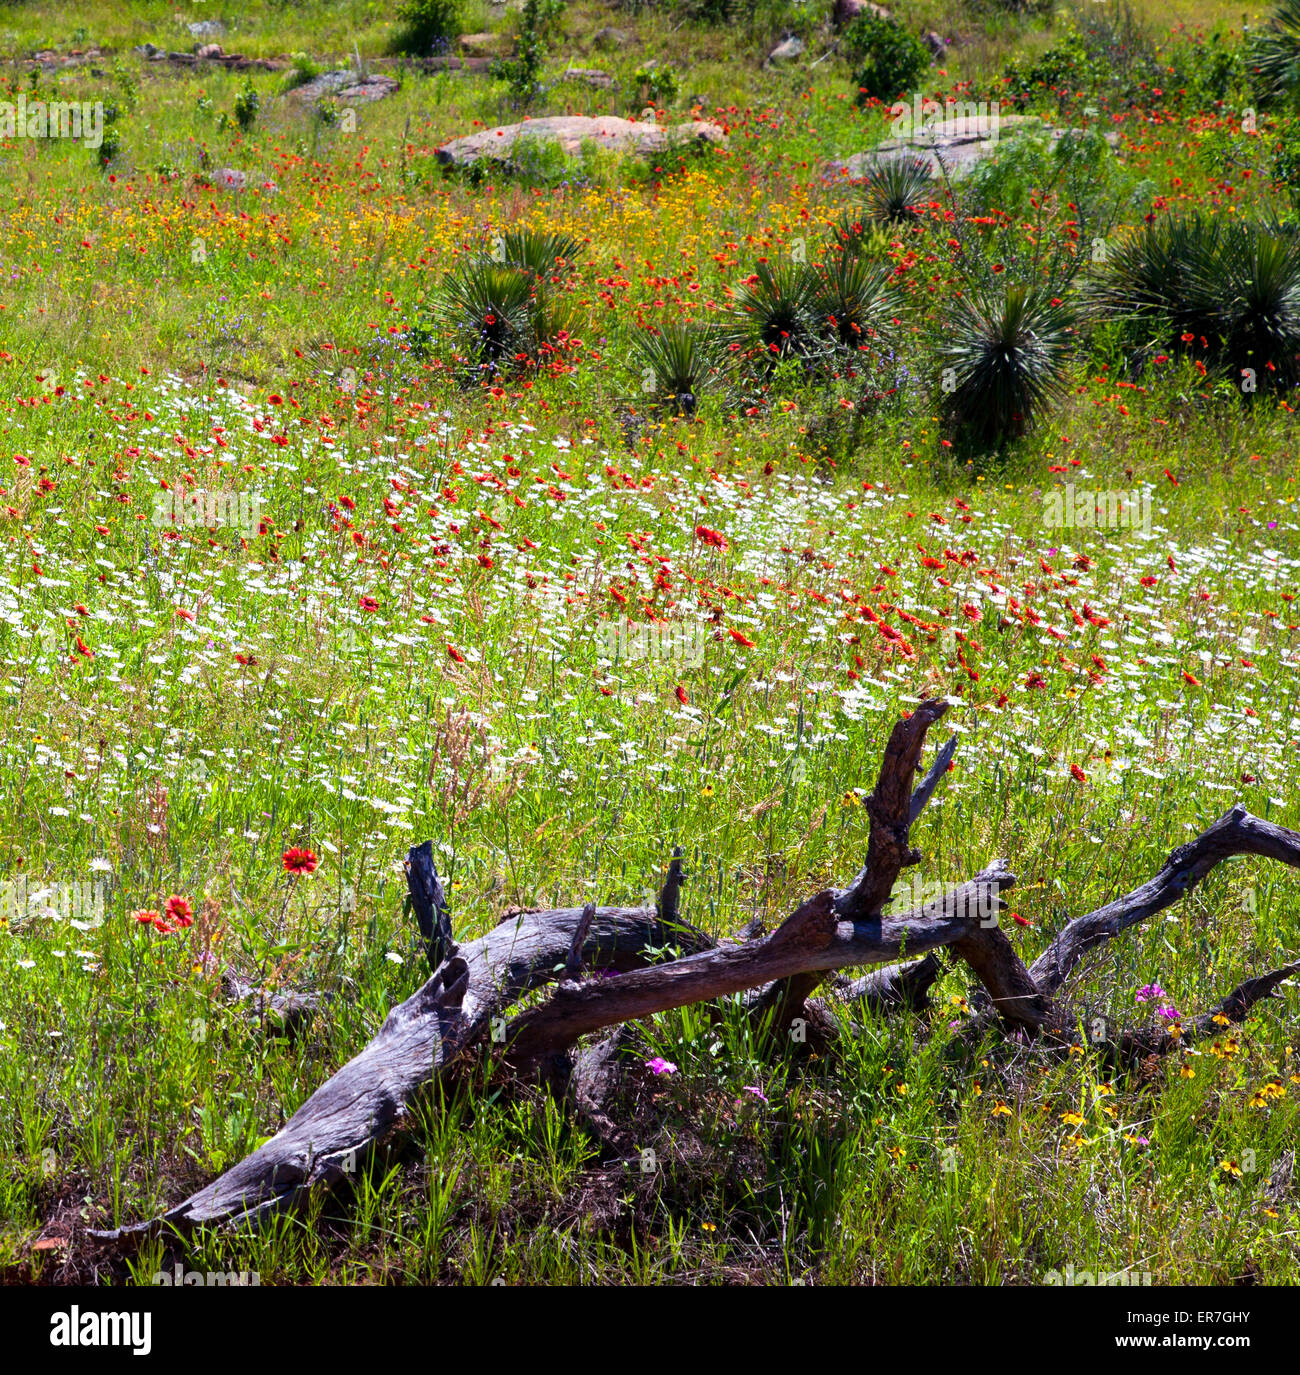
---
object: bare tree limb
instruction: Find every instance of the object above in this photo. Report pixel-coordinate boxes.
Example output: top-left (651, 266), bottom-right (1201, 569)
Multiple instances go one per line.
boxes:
top-left (506, 863), bottom-right (1015, 1068)
top-left (755, 698), bottom-right (955, 1029)
top-left (1030, 805), bottom-right (1300, 998)
top-left (92, 717), bottom-right (1300, 1245)
top-left (838, 951), bottom-right (946, 1014)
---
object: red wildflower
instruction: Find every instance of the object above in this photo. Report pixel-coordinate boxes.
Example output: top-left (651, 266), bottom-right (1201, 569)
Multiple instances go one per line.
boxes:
top-left (675, 684), bottom-right (689, 706)
top-left (165, 895), bottom-right (194, 928)
top-left (282, 847), bottom-right (319, 875)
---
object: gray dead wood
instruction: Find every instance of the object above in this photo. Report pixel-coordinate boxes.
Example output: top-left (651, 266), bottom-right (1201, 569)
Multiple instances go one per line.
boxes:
top-left (94, 722), bottom-right (1300, 1242)
top-left (90, 900), bottom-right (710, 1238)
top-left (752, 698), bottom-right (957, 1030)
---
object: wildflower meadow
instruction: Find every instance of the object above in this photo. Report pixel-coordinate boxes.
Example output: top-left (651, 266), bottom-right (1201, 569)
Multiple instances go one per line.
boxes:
top-left (1, 0), bottom-right (1299, 1328)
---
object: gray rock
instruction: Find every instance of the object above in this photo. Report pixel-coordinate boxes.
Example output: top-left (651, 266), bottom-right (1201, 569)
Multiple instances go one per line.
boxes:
top-left (436, 115), bottom-right (728, 169)
top-left (824, 114), bottom-right (1120, 181)
top-left (769, 36), bottom-right (805, 63)
top-left (458, 31), bottom-right (511, 58)
top-left (195, 44), bottom-right (223, 60)
top-left (561, 67), bottom-right (615, 90)
top-left (287, 70), bottom-right (399, 107)
top-left (593, 27), bottom-right (629, 50)
top-left (922, 31), bottom-right (947, 59)
top-left (188, 20), bottom-right (226, 38)
top-left (834, 0), bottom-right (890, 21)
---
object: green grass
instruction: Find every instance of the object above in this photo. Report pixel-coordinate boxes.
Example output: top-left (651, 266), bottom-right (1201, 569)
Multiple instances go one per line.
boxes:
top-left (0, 0), bottom-right (1298, 1286)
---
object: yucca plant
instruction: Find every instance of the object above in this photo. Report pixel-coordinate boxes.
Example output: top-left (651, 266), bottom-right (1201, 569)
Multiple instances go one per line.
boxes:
top-left (437, 261), bottom-right (543, 377)
top-left (861, 157), bottom-right (932, 228)
top-left (810, 254), bottom-right (900, 353)
top-left (629, 322), bottom-right (720, 416)
top-left (1210, 225), bottom-right (1300, 388)
top-left (722, 260), bottom-right (822, 370)
top-left (1249, 0), bottom-right (1300, 107)
top-left (493, 229), bottom-right (582, 277)
top-left (1091, 215), bottom-right (1300, 387)
top-left (937, 281), bottom-right (1075, 444)
top-left (1087, 213), bottom-right (1224, 345)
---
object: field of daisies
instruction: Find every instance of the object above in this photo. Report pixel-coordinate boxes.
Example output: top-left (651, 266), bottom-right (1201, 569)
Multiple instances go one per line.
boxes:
top-left (2, 0), bottom-right (1300, 1285)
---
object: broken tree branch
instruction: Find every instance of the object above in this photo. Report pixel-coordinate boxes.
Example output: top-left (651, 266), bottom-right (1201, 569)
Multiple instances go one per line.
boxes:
top-left (755, 698), bottom-right (957, 1029)
top-left (1030, 804), bottom-right (1300, 998)
top-left (95, 715), bottom-right (1300, 1243)
top-left (405, 840), bottom-right (453, 971)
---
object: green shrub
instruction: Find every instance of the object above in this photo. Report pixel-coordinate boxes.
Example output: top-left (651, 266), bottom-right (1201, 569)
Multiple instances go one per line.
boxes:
top-left (435, 247), bottom-right (581, 382)
top-left (233, 79), bottom-right (260, 134)
top-left (392, 0), bottom-right (463, 56)
top-left (1249, 0), bottom-right (1300, 107)
top-left (843, 13), bottom-right (930, 106)
top-left (493, 0), bottom-right (566, 108)
top-left (937, 282), bottom-right (1075, 444)
top-left (633, 63), bottom-right (681, 108)
top-left (281, 53), bottom-right (323, 93)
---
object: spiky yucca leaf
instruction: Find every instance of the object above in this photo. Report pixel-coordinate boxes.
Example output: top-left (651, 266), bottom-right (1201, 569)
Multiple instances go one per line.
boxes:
top-left (938, 282), bottom-right (1074, 444)
top-left (629, 322), bottom-right (720, 415)
top-left (493, 229), bottom-right (582, 276)
top-left (723, 260), bottom-right (822, 368)
top-left (811, 255), bottom-right (900, 352)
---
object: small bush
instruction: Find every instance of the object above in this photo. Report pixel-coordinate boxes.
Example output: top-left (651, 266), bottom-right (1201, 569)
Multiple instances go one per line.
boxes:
top-left (633, 63), bottom-right (681, 109)
top-left (937, 282), bottom-right (1075, 444)
top-left (494, 0), bottom-right (566, 107)
top-left (233, 80), bottom-right (260, 134)
top-left (392, 0), bottom-right (463, 56)
top-left (843, 13), bottom-right (930, 106)
top-left (281, 53), bottom-right (323, 93)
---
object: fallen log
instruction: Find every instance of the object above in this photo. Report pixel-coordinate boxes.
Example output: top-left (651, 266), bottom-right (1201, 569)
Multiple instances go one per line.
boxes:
top-left (92, 705), bottom-right (1300, 1240)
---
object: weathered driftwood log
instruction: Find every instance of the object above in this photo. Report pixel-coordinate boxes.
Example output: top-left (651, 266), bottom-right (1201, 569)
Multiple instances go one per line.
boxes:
top-left (93, 898), bottom-right (713, 1237)
top-left (220, 971), bottom-right (323, 1040)
top-left (960, 802), bottom-right (1300, 1047)
top-left (750, 699), bottom-right (955, 1032)
top-left (94, 704), bottom-right (1300, 1240)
